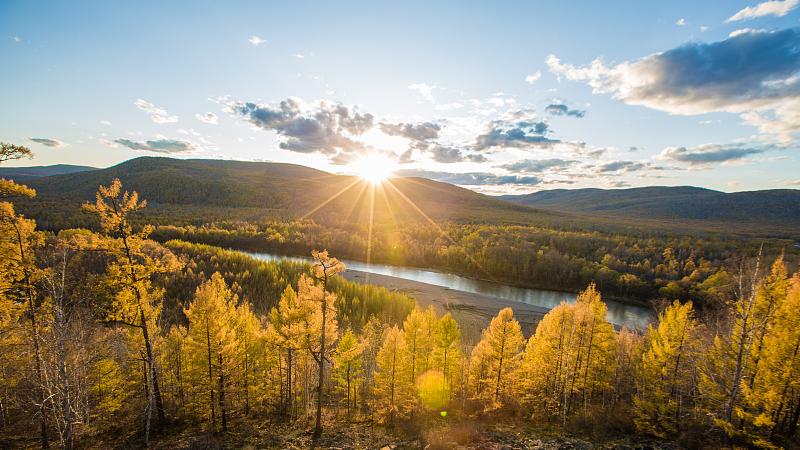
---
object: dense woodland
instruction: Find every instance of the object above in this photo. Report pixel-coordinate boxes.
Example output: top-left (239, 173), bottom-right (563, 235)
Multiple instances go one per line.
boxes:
top-left (2, 144), bottom-right (800, 449)
top-left (150, 219), bottom-right (797, 309)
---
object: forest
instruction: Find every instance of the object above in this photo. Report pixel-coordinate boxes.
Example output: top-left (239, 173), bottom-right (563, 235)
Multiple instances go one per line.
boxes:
top-left (3, 142), bottom-right (800, 449)
top-left (150, 219), bottom-right (797, 309)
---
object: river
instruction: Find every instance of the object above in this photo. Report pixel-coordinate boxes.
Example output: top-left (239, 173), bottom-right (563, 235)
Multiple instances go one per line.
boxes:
top-left (245, 251), bottom-right (653, 329)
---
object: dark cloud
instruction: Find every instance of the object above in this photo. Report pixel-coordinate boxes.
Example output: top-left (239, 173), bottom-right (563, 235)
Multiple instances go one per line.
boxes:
top-left (658, 143), bottom-right (769, 165)
top-left (396, 169), bottom-right (542, 186)
top-left (28, 138), bottom-right (64, 148)
top-left (548, 28), bottom-right (800, 138)
top-left (595, 160), bottom-right (651, 173)
top-left (499, 158), bottom-right (577, 173)
top-left (473, 112), bottom-right (559, 150)
top-left (545, 103), bottom-right (586, 118)
top-left (229, 98), bottom-right (373, 159)
top-left (429, 145), bottom-right (465, 163)
top-left (114, 138), bottom-right (196, 153)
top-left (379, 122), bottom-right (441, 141)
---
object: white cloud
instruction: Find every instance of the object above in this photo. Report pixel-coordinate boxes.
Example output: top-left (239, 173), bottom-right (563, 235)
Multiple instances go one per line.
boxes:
top-left (700, 25), bottom-right (710, 32)
top-left (294, 53), bottom-right (305, 59)
top-left (134, 99), bottom-right (178, 123)
top-left (525, 71), bottom-right (542, 84)
top-left (676, 18), bottom-right (687, 26)
top-left (248, 35), bottom-right (267, 46)
top-left (99, 120), bottom-right (112, 126)
top-left (408, 83), bottom-right (435, 102)
top-left (12, 36), bottom-right (21, 43)
top-left (435, 102), bottom-right (464, 111)
top-left (195, 112), bottom-right (218, 125)
top-left (546, 29), bottom-right (800, 141)
top-left (727, 0), bottom-right (799, 22)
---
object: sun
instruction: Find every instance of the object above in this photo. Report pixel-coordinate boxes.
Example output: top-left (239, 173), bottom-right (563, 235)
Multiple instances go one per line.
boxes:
top-left (351, 153), bottom-right (395, 184)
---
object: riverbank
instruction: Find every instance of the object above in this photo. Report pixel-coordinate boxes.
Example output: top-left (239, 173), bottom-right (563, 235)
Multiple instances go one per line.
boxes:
top-left (343, 269), bottom-right (553, 343)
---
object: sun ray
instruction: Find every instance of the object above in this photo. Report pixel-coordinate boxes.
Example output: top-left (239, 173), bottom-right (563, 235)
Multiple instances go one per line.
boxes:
top-left (383, 178), bottom-right (499, 283)
top-left (300, 176), bottom-right (363, 220)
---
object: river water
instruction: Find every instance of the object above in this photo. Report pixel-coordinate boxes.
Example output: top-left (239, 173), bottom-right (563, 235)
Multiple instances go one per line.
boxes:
top-left (245, 251), bottom-right (653, 329)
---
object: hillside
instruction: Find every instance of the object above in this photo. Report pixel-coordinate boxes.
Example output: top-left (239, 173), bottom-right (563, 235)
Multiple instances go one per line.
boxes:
top-left (14, 156), bottom-right (557, 229)
top-left (0, 164), bottom-right (96, 180)
top-left (8, 158), bottom-right (800, 238)
top-left (500, 186), bottom-right (800, 237)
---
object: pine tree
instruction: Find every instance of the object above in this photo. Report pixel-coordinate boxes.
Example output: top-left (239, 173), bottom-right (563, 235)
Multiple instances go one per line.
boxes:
top-left (634, 301), bottom-right (700, 437)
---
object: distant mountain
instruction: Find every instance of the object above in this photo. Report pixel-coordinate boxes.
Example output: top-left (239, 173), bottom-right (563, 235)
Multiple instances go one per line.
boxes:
top-left (500, 186), bottom-right (800, 226)
top-left (15, 157), bottom-right (554, 227)
top-left (9, 158), bottom-right (800, 238)
top-left (0, 164), bottom-right (96, 181)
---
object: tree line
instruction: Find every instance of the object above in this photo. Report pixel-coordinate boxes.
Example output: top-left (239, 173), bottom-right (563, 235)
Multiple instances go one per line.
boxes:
top-left (150, 219), bottom-right (797, 309)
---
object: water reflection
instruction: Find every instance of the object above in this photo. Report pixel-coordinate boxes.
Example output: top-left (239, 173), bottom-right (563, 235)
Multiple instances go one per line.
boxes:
top-left (245, 251), bottom-right (652, 329)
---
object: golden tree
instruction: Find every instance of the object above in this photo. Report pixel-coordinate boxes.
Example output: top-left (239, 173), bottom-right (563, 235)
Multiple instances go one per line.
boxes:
top-left (373, 325), bottom-right (414, 422)
top-left (83, 179), bottom-right (181, 432)
top-left (310, 250), bottom-right (344, 438)
top-left (471, 307), bottom-right (524, 408)
top-left (634, 301), bottom-right (700, 437)
top-left (184, 272), bottom-right (238, 433)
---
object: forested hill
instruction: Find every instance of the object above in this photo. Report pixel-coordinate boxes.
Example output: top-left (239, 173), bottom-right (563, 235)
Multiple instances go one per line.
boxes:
top-left (0, 163), bottom-right (96, 180)
top-left (16, 156), bottom-right (556, 228)
top-left (500, 186), bottom-right (800, 234)
top-left (9, 157), bottom-right (800, 237)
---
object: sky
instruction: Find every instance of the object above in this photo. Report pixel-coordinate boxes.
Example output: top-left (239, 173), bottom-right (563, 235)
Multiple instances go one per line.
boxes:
top-left (2, 0), bottom-right (800, 194)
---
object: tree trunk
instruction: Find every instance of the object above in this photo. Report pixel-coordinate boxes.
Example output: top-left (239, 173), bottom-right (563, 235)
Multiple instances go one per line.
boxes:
top-left (218, 352), bottom-right (227, 433)
top-left (313, 296), bottom-right (327, 439)
top-left (205, 318), bottom-right (216, 434)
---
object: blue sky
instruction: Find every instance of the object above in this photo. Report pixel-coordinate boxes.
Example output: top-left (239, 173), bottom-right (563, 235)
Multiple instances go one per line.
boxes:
top-left (2, 0), bottom-right (799, 193)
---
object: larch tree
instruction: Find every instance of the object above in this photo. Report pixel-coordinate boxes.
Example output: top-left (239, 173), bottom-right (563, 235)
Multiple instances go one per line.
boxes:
top-left (232, 299), bottom-right (262, 416)
top-left (402, 306), bottom-right (436, 384)
top-left (310, 250), bottom-right (344, 439)
top-left (634, 300), bottom-right (700, 438)
top-left (521, 284), bottom-right (617, 424)
top-left (268, 284), bottom-right (313, 417)
top-left (373, 326), bottom-right (414, 423)
top-left (431, 313), bottom-right (462, 400)
top-left (331, 328), bottom-right (364, 414)
top-left (83, 179), bottom-right (181, 436)
top-left (699, 254), bottom-right (786, 440)
top-left (184, 272), bottom-right (239, 433)
top-left (739, 272), bottom-right (799, 443)
top-left (472, 307), bottom-right (524, 408)
top-left (0, 199), bottom-right (49, 448)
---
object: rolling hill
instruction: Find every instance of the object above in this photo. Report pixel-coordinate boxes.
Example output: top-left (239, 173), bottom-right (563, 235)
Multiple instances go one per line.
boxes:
top-left (0, 164), bottom-right (96, 181)
top-left (14, 157), bottom-right (558, 229)
top-left (6, 157), bottom-right (800, 238)
top-left (499, 187), bottom-right (800, 223)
